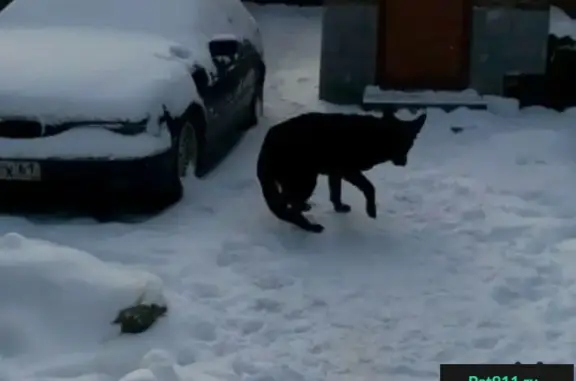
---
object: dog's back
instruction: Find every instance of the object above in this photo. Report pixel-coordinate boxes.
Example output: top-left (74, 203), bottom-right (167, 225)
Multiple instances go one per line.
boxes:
top-left (259, 112), bottom-right (387, 174)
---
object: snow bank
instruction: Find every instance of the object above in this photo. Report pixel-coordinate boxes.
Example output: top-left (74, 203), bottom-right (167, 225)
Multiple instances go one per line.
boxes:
top-left (550, 6), bottom-right (576, 39)
top-left (118, 349), bottom-right (224, 381)
top-left (0, 233), bottom-right (167, 359)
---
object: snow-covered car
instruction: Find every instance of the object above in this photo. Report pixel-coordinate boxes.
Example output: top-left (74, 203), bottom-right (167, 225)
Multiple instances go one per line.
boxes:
top-left (0, 0), bottom-right (265, 204)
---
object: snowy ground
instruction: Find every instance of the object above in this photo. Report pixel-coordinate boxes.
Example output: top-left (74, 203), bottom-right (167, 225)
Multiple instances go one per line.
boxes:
top-left (3, 4), bottom-right (576, 381)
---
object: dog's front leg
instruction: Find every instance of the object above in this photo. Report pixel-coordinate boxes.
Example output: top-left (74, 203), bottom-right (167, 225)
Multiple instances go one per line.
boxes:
top-left (342, 172), bottom-right (376, 218)
top-left (328, 175), bottom-right (351, 213)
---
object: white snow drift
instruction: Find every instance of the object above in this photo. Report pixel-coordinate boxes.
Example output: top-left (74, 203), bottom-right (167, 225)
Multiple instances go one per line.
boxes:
top-left (0, 233), bottom-right (166, 360)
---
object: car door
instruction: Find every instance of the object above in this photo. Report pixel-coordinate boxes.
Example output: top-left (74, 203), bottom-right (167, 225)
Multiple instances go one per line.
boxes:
top-left (205, 38), bottom-right (244, 140)
top-left (190, 65), bottom-right (226, 144)
top-left (208, 39), bottom-right (260, 134)
top-left (193, 0), bottom-right (261, 137)
top-left (190, 60), bottom-right (241, 142)
top-left (233, 40), bottom-right (259, 122)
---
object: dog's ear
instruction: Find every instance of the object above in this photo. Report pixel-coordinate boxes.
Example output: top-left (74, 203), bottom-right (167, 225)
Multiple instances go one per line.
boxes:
top-left (411, 112), bottom-right (427, 134)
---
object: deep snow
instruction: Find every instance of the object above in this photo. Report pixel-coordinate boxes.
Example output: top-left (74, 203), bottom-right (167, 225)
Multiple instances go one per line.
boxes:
top-left (2, 4), bottom-right (576, 381)
top-left (0, 232), bottom-right (166, 359)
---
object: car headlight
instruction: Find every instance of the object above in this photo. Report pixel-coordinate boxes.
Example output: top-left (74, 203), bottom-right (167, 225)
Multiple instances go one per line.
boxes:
top-left (51, 117), bottom-right (150, 136)
top-left (99, 117), bottom-right (149, 136)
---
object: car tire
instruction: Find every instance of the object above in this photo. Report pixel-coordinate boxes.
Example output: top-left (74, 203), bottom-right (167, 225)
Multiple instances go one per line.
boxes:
top-left (156, 119), bottom-right (201, 208)
top-left (246, 91), bottom-right (262, 129)
top-left (177, 120), bottom-right (199, 179)
top-left (244, 68), bottom-right (264, 130)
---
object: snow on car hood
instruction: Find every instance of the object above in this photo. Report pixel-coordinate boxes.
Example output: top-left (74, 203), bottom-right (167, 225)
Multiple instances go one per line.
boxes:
top-left (0, 27), bottom-right (204, 124)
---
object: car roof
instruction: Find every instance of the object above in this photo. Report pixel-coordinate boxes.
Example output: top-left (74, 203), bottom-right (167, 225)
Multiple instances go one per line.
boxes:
top-left (0, 0), bottom-right (232, 45)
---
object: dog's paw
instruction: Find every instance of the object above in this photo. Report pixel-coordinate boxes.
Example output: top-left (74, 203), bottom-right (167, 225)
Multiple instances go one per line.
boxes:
top-left (289, 202), bottom-right (312, 212)
top-left (366, 203), bottom-right (377, 219)
top-left (304, 223), bottom-right (325, 233)
top-left (333, 203), bottom-right (351, 213)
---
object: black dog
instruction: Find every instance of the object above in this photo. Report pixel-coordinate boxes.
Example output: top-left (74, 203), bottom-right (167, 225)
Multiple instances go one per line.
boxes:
top-left (256, 111), bottom-right (426, 233)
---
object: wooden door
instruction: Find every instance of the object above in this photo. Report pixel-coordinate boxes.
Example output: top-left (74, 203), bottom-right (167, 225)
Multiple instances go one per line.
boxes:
top-left (376, 0), bottom-right (471, 90)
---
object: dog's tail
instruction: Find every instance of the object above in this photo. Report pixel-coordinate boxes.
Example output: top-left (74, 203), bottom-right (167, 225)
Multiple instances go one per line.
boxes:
top-left (256, 131), bottom-right (290, 220)
top-left (256, 131), bottom-right (316, 230)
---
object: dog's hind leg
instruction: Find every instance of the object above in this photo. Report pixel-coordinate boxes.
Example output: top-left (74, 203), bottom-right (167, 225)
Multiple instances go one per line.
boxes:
top-left (260, 176), bottom-right (324, 233)
top-left (328, 175), bottom-right (351, 213)
top-left (280, 173), bottom-right (317, 212)
top-left (257, 150), bottom-right (323, 232)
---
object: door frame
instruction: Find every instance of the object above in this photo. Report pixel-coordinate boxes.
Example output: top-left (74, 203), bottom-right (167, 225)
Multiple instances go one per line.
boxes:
top-left (375, 0), bottom-right (472, 90)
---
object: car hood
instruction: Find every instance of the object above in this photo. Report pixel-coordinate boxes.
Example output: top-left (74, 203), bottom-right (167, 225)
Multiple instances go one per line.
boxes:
top-left (0, 27), bottom-right (203, 124)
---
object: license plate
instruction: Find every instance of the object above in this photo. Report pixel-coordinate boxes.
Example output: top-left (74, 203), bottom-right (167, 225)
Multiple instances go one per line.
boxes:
top-left (0, 161), bottom-right (41, 181)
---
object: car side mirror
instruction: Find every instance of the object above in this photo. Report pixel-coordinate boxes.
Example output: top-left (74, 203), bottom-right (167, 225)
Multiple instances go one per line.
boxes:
top-left (209, 36), bottom-right (241, 68)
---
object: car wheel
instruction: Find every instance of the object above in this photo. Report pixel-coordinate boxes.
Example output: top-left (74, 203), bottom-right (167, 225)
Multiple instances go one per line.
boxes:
top-left (246, 91), bottom-right (262, 129)
top-left (245, 66), bottom-right (264, 130)
top-left (177, 121), bottom-right (198, 178)
top-left (155, 121), bottom-right (199, 207)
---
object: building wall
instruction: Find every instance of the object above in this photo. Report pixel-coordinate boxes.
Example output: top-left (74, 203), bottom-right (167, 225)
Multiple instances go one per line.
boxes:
top-left (319, 0), bottom-right (551, 104)
top-left (469, 0), bottom-right (550, 94)
top-left (318, 0), bottom-right (379, 104)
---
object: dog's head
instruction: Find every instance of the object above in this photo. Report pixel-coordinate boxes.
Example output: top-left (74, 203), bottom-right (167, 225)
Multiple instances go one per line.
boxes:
top-left (381, 111), bottom-right (426, 167)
